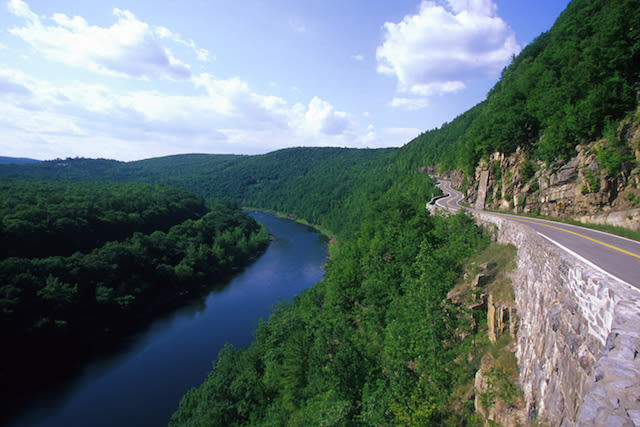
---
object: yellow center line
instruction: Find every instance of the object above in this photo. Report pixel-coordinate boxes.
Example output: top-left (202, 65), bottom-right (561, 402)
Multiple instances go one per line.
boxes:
top-left (436, 179), bottom-right (640, 260)
top-left (506, 216), bottom-right (640, 260)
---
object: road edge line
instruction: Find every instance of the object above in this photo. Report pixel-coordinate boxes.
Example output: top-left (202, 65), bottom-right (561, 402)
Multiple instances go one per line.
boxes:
top-left (495, 212), bottom-right (640, 247)
top-left (536, 232), bottom-right (639, 295)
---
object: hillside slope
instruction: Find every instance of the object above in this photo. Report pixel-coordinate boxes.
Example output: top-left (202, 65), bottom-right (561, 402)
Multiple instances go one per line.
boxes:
top-left (2, 1), bottom-right (637, 424)
top-left (399, 0), bottom-right (639, 177)
top-left (167, 1), bottom-right (640, 424)
top-left (0, 147), bottom-right (396, 238)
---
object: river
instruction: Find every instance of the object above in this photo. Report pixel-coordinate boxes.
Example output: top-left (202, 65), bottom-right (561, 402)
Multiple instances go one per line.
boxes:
top-left (10, 211), bottom-right (328, 427)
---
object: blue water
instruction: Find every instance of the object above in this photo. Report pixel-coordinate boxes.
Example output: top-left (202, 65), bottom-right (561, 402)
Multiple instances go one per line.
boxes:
top-left (12, 211), bottom-right (328, 427)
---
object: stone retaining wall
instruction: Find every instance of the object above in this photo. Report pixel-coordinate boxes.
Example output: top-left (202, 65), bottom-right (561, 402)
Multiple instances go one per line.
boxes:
top-left (455, 208), bottom-right (640, 426)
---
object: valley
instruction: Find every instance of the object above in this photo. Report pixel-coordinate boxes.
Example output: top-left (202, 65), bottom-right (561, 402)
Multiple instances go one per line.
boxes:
top-left (1, 0), bottom-right (639, 425)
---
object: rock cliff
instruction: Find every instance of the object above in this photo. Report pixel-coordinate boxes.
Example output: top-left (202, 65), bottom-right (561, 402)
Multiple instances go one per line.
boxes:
top-left (466, 109), bottom-right (640, 230)
top-left (446, 245), bottom-right (527, 426)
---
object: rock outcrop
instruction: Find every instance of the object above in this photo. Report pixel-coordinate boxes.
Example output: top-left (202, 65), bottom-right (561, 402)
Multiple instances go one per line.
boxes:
top-left (487, 293), bottom-right (518, 344)
top-left (474, 354), bottom-right (527, 427)
top-left (465, 111), bottom-right (640, 230)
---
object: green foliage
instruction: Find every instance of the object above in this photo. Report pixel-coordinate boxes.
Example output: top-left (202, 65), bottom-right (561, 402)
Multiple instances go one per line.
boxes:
top-left (625, 192), bottom-right (640, 207)
top-left (520, 160), bottom-right (539, 183)
top-left (5, 3), bottom-right (637, 422)
top-left (37, 275), bottom-right (78, 308)
top-left (581, 171), bottom-right (602, 194)
top-left (392, 0), bottom-right (639, 172)
top-left (0, 180), bottom-right (269, 398)
top-left (171, 174), bottom-right (490, 426)
top-left (0, 148), bottom-right (395, 240)
top-left (0, 178), bottom-right (207, 259)
top-left (480, 366), bottom-right (523, 411)
top-left (594, 122), bottom-right (637, 178)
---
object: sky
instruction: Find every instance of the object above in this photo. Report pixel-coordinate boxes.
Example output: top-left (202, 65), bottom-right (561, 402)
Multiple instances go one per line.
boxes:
top-left (0, 0), bottom-right (571, 161)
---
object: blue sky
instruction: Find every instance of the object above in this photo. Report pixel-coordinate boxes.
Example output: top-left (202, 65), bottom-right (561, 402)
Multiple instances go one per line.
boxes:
top-left (0, 0), bottom-right (570, 161)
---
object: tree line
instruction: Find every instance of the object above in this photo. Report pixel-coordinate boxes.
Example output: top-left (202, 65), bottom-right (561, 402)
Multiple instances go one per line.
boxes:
top-left (0, 179), bottom-right (269, 419)
top-left (0, 178), bottom-right (208, 259)
top-left (171, 173), bottom-right (492, 425)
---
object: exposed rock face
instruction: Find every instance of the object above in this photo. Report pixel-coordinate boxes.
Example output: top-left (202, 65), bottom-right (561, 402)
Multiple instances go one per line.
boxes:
top-left (476, 170), bottom-right (490, 210)
top-left (487, 293), bottom-right (518, 344)
top-left (474, 353), bottom-right (527, 427)
top-left (427, 166), bottom-right (465, 190)
top-left (578, 208), bottom-right (640, 231)
top-left (447, 258), bottom-right (527, 426)
top-left (466, 112), bottom-right (640, 230)
top-left (470, 210), bottom-right (640, 426)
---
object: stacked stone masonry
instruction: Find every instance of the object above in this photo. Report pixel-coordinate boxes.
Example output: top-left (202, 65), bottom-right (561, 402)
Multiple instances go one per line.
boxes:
top-left (468, 210), bottom-right (640, 426)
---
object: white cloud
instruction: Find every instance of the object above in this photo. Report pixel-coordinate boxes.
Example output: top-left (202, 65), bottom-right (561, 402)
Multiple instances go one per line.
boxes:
top-left (409, 81), bottom-right (466, 96)
top-left (356, 125), bottom-right (422, 149)
top-left (154, 25), bottom-right (212, 62)
top-left (304, 97), bottom-right (351, 135)
top-left (390, 97), bottom-right (430, 110)
top-left (7, 1), bottom-right (192, 79)
top-left (351, 53), bottom-right (364, 61)
top-left (376, 0), bottom-right (520, 96)
top-left (0, 69), bottom-right (383, 160)
top-left (0, 72), bottom-right (32, 97)
top-left (7, 0), bottom-right (37, 22)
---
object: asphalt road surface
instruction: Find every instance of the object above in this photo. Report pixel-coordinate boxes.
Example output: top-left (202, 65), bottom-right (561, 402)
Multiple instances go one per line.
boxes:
top-left (435, 179), bottom-right (640, 290)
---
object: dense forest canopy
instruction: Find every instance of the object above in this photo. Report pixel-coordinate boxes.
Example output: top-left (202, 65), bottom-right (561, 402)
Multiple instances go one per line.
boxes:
top-left (169, 1), bottom-right (640, 424)
top-left (399, 0), bottom-right (640, 174)
top-left (0, 179), bottom-right (269, 421)
top-left (0, 178), bottom-right (208, 259)
top-left (2, 0), bottom-right (636, 424)
top-left (0, 148), bottom-right (397, 238)
top-left (170, 172), bottom-right (493, 425)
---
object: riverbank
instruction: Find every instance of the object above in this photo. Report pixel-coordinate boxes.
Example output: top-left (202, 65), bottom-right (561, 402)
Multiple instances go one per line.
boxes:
top-left (244, 207), bottom-right (338, 253)
top-left (3, 237), bottom-right (269, 426)
top-left (9, 212), bottom-right (328, 427)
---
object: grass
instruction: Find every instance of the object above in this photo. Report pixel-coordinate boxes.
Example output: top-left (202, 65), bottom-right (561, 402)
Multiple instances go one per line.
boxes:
top-left (466, 242), bottom-right (517, 304)
top-left (446, 240), bottom-right (525, 422)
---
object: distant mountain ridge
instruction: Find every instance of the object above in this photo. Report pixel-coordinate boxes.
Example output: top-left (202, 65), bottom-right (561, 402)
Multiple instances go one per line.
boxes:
top-left (0, 156), bottom-right (40, 165)
top-left (0, 148), bottom-right (396, 238)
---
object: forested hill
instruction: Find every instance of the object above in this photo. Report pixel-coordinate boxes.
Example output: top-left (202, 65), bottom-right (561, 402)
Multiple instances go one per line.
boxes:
top-left (0, 156), bottom-right (39, 165)
top-left (0, 179), bottom-right (269, 423)
top-left (3, 1), bottom-right (638, 225)
top-left (3, 1), bottom-right (632, 423)
top-left (0, 148), bottom-right (396, 238)
top-left (0, 179), bottom-right (208, 259)
top-left (397, 0), bottom-right (640, 175)
top-left (167, 1), bottom-right (640, 424)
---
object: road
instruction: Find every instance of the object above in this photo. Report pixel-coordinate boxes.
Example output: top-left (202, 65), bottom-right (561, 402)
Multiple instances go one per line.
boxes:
top-left (434, 179), bottom-right (640, 290)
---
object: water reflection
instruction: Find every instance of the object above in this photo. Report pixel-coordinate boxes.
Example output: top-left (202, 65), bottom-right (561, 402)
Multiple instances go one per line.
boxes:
top-left (10, 211), bottom-right (328, 427)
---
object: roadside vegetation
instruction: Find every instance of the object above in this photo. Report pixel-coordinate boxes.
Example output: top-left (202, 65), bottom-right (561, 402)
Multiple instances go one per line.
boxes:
top-left (0, 0), bottom-right (636, 424)
top-left (171, 177), bottom-right (495, 425)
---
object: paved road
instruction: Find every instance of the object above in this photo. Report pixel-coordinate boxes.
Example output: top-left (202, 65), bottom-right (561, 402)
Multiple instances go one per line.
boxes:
top-left (434, 179), bottom-right (640, 290)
